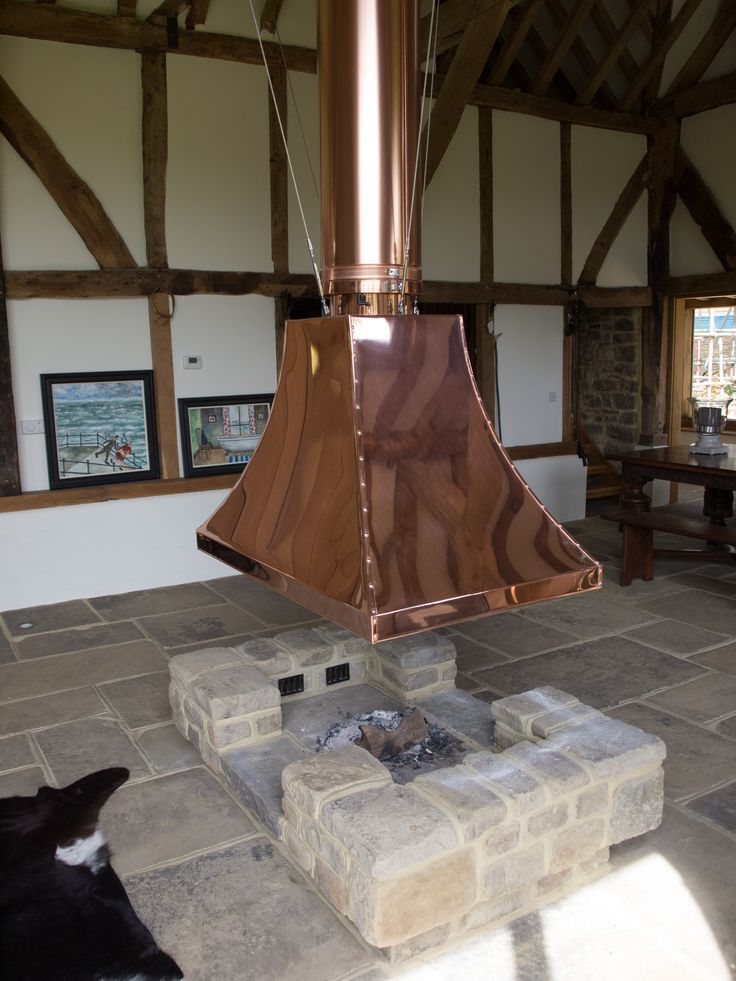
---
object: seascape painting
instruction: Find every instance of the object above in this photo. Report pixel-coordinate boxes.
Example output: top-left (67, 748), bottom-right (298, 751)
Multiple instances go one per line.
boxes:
top-left (41, 372), bottom-right (160, 490)
top-left (178, 394), bottom-right (273, 477)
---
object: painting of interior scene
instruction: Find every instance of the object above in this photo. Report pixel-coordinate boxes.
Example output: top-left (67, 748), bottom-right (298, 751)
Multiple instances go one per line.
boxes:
top-left (182, 396), bottom-right (272, 475)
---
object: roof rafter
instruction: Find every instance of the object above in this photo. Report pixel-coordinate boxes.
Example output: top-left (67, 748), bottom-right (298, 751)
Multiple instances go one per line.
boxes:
top-left (665, 0), bottom-right (736, 96)
top-left (576, 0), bottom-right (651, 106)
top-left (652, 71), bottom-right (736, 117)
top-left (589, 1), bottom-right (640, 86)
top-left (532, 0), bottom-right (596, 97)
top-left (544, 0), bottom-right (616, 106)
top-left (676, 147), bottom-right (736, 271)
top-left (487, 0), bottom-right (544, 86)
top-left (259, 0), bottom-right (284, 35)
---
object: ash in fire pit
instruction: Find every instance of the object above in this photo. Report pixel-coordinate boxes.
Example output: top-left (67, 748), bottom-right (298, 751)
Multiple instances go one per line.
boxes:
top-left (317, 707), bottom-right (466, 784)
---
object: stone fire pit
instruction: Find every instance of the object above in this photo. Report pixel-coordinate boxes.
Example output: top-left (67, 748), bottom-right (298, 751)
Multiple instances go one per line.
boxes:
top-left (168, 626), bottom-right (665, 959)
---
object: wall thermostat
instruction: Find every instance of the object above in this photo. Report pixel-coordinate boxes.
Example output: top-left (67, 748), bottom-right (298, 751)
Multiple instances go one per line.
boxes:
top-left (183, 355), bottom-right (202, 369)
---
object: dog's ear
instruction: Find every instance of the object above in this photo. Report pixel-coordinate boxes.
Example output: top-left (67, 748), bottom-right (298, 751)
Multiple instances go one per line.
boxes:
top-left (53, 767), bottom-right (130, 841)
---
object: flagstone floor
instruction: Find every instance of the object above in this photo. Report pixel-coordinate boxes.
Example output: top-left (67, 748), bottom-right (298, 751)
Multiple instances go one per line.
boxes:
top-left (1, 506), bottom-right (736, 980)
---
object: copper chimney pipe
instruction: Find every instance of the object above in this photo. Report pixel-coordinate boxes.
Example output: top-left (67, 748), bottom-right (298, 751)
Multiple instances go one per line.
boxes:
top-left (196, 0), bottom-right (601, 643)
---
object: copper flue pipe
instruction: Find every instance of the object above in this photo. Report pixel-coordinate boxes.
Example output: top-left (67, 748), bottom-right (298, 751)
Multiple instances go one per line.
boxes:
top-left (319, 0), bottom-right (421, 316)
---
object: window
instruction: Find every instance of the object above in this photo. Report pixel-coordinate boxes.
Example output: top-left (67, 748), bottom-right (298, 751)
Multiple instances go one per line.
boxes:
top-left (688, 303), bottom-right (736, 420)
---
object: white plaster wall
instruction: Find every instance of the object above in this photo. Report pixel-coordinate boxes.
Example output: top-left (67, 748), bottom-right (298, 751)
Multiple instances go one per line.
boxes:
top-left (494, 306), bottom-right (564, 446)
top-left (492, 111), bottom-right (560, 284)
top-left (423, 106), bottom-right (480, 282)
top-left (516, 456), bottom-right (587, 523)
top-left (286, 72), bottom-right (322, 276)
top-left (166, 56), bottom-right (271, 271)
top-left (572, 127), bottom-right (647, 287)
top-left (0, 36), bottom-right (145, 269)
top-left (0, 490), bottom-right (234, 611)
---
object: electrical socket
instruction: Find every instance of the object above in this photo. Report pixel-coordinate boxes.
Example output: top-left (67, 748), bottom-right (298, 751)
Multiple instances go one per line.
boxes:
top-left (21, 419), bottom-right (44, 435)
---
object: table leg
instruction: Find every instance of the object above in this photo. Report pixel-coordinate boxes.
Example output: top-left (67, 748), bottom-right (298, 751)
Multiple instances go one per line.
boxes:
top-left (619, 475), bottom-right (650, 512)
top-left (703, 487), bottom-right (734, 527)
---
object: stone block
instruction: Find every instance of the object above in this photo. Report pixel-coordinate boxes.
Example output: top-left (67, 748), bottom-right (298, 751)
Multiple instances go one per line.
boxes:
top-left (384, 922), bottom-right (452, 964)
top-left (484, 824), bottom-right (520, 857)
top-left (372, 632), bottom-right (457, 669)
top-left (491, 687), bottom-right (578, 735)
top-left (190, 663), bottom-right (279, 720)
top-left (413, 764), bottom-right (507, 840)
top-left (381, 664), bottom-right (440, 694)
top-left (347, 849), bottom-right (476, 948)
top-left (576, 783), bottom-right (609, 819)
top-left (548, 716), bottom-right (666, 779)
top-left (274, 628), bottom-right (334, 665)
top-left (315, 623), bottom-right (372, 657)
top-left (255, 709), bottom-right (282, 737)
top-left (531, 704), bottom-right (602, 738)
top-left (301, 814), bottom-right (348, 877)
top-left (282, 822), bottom-right (314, 873)
top-left (417, 689), bottom-right (495, 749)
top-left (314, 855), bottom-right (349, 916)
top-left (169, 647), bottom-right (244, 689)
top-left (580, 846), bottom-right (610, 874)
top-left (464, 752), bottom-right (545, 814)
top-left (526, 802), bottom-right (568, 836)
top-left (504, 740), bottom-right (589, 795)
top-left (609, 769), bottom-right (664, 843)
top-left (207, 716), bottom-right (253, 749)
top-left (484, 843), bottom-right (546, 895)
top-left (460, 886), bottom-right (530, 932)
top-left (535, 867), bottom-right (573, 896)
top-left (237, 637), bottom-right (293, 677)
top-left (322, 784), bottom-right (458, 875)
top-left (549, 819), bottom-right (605, 873)
top-left (281, 744), bottom-right (391, 819)
top-left (222, 735), bottom-right (307, 837)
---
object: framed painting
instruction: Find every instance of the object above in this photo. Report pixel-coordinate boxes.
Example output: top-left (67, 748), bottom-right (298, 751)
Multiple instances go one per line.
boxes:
top-left (41, 371), bottom-right (160, 490)
top-left (178, 393), bottom-right (274, 478)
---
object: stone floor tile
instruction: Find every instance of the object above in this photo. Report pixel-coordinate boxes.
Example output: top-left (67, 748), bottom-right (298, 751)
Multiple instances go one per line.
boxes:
top-left (222, 735), bottom-right (307, 836)
top-left (519, 590), bottom-right (659, 640)
top-left (34, 717), bottom-right (150, 786)
top-left (687, 781), bottom-right (736, 834)
top-left (717, 716), bottom-right (736, 739)
top-left (612, 803), bottom-right (736, 968)
top-left (205, 576), bottom-right (321, 627)
top-left (690, 642), bottom-right (736, 675)
top-left (476, 636), bottom-right (706, 710)
top-left (622, 618), bottom-right (730, 656)
top-left (136, 604), bottom-right (265, 647)
top-left (600, 573), bottom-right (689, 600)
top-left (455, 672), bottom-right (483, 692)
top-left (124, 839), bottom-right (372, 981)
top-left (0, 641), bottom-right (168, 701)
top-left (453, 613), bottom-right (576, 658)
top-left (0, 629), bottom-right (15, 664)
top-left (103, 768), bottom-right (256, 876)
top-left (0, 687), bottom-right (109, 737)
top-left (608, 702), bottom-right (736, 801)
top-left (0, 733), bottom-right (35, 771)
top-left (98, 671), bottom-right (172, 728)
top-left (644, 673), bottom-right (736, 723)
top-left (15, 621), bottom-right (144, 660)
top-left (280, 684), bottom-right (403, 750)
top-left (135, 724), bottom-right (202, 773)
top-left (89, 582), bottom-right (222, 620)
top-left (668, 572), bottom-right (736, 599)
top-left (451, 634), bottom-right (510, 673)
top-left (417, 689), bottom-right (494, 749)
top-left (164, 633), bottom-right (256, 655)
top-left (638, 589), bottom-right (736, 634)
top-left (0, 766), bottom-right (47, 797)
top-left (1, 600), bottom-right (101, 636)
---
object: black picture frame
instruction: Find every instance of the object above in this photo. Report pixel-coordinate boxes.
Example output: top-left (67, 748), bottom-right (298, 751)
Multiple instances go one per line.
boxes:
top-left (178, 393), bottom-right (274, 478)
top-left (41, 371), bottom-right (160, 490)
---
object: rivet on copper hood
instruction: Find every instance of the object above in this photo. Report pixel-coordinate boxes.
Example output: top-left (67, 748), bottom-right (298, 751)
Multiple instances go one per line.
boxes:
top-left (197, 0), bottom-right (601, 643)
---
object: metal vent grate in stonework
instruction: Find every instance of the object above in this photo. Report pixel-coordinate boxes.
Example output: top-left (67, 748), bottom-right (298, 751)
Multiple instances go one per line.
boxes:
top-left (278, 674), bottom-right (305, 697)
top-left (326, 663), bottom-right (350, 686)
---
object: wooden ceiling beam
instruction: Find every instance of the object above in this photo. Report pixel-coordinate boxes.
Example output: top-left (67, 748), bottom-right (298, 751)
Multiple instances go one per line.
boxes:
top-left (676, 147), bottom-right (736, 271)
top-left (544, 0), bottom-right (616, 107)
top-left (0, 1), bottom-right (317, 72)
top-left (665, 0), bottom-right (736, 96)
top-left (524, 23), bottom-right (579, 103)
top-left (665, 270), bottom-right (736, 297)
top-left (424, 0), bottom-right (517, 184)
top-left (642, 0), bottom-right (672, 108)
top-left (619, 0), bottom-right (700, 112)
top-left (421, 0), bottom-right (509, 52)
top-left (259, 0), bottom-right (284, 35)
top-left (589, 1), bottom-right (640, 86)
top-left (185, 0), bottom-right (209, 29)
top-left (578, 154), bottom-right (648, 284)
top-left (117, 0), bottom-right (137, 17)
top-left (0, 76), bottom-right (136, 269)
top-left (531, 0), bottom-right (596, 97)
top-left (577, 0), bottom-right (651, 105)
top-left (651, 71), bottom-right (736, 117)
top-left (487, 0), bottom-right (544, 86)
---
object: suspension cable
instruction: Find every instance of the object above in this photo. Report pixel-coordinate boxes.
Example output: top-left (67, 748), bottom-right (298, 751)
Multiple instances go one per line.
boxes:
top-left (275, 26), bottom-right (320, 203)
top-left (399, 0), bottom-right (440, 312)
top-left (248, 0), bottom-right (330, 316)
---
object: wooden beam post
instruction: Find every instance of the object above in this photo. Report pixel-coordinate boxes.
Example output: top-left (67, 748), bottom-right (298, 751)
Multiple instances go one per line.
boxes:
top-left (477, 107), bottom-right (495, 419)
top-left (640, 116), bottom-right (679, 444)
top-left (560, 122), bottom-right (574, 443)
top-left (268, 64), bottom-right (289, 372)
top-left (0, 237), bottom-right (20, 497)
top-left (141, 51), bottom-right (178, 479)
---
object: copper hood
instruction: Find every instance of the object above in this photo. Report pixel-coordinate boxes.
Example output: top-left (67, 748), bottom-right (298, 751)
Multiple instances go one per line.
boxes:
top-left (197, 0), bottom-right (601, 643)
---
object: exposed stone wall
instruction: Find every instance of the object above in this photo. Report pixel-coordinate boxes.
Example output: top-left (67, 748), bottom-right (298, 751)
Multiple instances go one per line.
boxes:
top-left (578, 307), bottom-right (642, 455)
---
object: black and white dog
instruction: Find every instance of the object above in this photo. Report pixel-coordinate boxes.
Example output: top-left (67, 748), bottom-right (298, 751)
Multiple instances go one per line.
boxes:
top-left (0, 767), bottom-right (183, 981)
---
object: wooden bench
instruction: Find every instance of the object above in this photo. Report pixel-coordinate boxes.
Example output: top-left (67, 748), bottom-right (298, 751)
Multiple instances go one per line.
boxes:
top-left (600, 509), bottom-right (736, 586)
